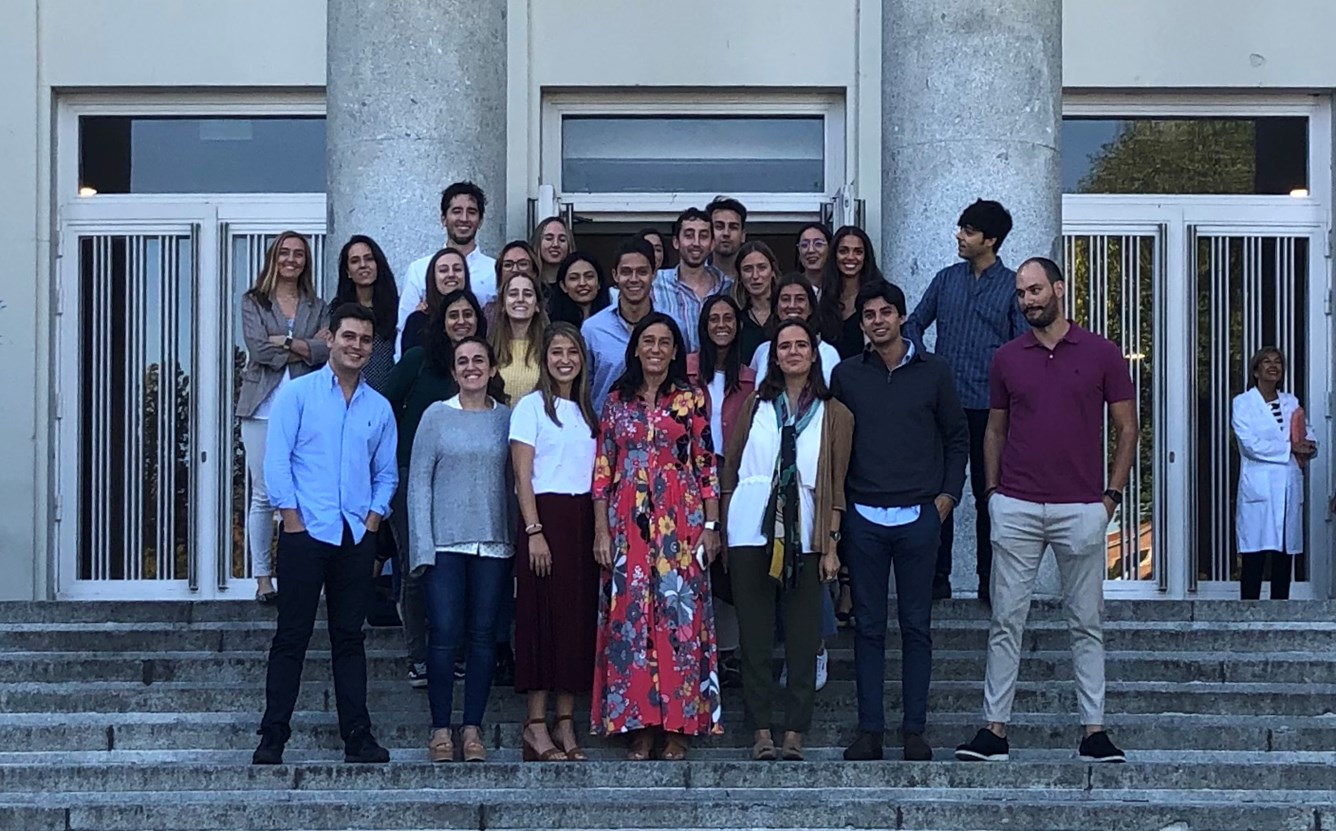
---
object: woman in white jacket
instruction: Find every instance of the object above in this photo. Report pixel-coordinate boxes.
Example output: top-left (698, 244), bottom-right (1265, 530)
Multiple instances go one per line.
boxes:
top-left (1230, 347), bottom-right (1318, 600)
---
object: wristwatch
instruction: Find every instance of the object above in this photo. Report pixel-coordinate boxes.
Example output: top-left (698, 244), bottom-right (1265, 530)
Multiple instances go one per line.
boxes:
top-left (829, 530), bottom-right (842, 543)
top-left (283, 334), bottom-right (294, 351)
top-left (1103, 489), bottom-right (1124, 505)
top-left (703, 521), bottom-right (720, 532)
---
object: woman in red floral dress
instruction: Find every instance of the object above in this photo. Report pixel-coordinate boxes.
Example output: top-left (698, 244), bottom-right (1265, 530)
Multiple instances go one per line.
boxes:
top-left (591, 312), bottom-right (724, 761)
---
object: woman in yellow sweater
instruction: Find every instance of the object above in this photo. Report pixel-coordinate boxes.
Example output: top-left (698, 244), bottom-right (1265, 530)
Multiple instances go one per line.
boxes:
top-left (492, 268), bottom-right (547, 401)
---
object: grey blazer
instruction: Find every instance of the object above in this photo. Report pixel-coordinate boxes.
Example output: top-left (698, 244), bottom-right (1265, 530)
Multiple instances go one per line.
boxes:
top-left (236, 291), bottom-right (331, 418)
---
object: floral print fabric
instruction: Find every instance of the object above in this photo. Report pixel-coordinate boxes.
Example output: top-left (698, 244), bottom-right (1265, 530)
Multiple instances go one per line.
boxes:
top-left (591, 386), bottom-right (723, 737)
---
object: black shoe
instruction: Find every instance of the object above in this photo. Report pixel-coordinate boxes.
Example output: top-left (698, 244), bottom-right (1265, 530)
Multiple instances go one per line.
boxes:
top-left (903, 732), bottom-right (933, 761)
top-left (1078, 730), bottom-right (1126, 763)
top-left (977, 581), bottom-right (991, 608)
top-left (932, 575), bottom-right (951, 601)
top-left (842, 731), bottom-right (884, 761)
top-left (493, 645), bottom-right (516, 687)
top-left (344, 728), bottom-right (390, 764)
top-left (720, 652), bottom-right (743, 689)
top-left (955, 728), bottom-right (1009, 761)
top-left (407, 661), bottom-right (428, 689)
top-left (251, 726), bottom-right (288, 765)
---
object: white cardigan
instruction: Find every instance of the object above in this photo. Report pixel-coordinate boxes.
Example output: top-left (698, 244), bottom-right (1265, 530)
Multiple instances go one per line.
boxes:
top-left (725, 399), bottom-right (825, 552)
top-left (1230, 387), bottom-right (1311, 554)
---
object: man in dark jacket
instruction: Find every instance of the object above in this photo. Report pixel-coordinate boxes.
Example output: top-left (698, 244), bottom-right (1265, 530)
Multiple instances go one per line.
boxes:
top-left (830, 281), bottom-right (968, 763)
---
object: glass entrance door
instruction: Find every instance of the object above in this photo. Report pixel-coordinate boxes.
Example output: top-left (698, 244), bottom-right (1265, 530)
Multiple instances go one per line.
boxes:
top-left (1063, 198), bottom-right (1330, 599)
top-left (55, 198), bottom-right (327, 599)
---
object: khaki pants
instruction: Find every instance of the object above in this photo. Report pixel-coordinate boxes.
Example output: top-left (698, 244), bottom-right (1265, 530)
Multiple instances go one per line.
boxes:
top-left (982, 494), bottom-right (1107, 726)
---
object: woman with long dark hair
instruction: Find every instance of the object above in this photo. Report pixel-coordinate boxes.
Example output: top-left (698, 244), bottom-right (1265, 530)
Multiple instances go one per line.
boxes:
top-left (409, 336), bottom-right (514, 763)
top-left (401, 248), bottom-right (469, 356)
top-left (547, 252), bottom-right (611, 326)
top-left (636, 228), bottom-right (668, 272)
top-left (333, 235), bottom-right (398, 393)
top-left (237, 230), bottom-right (329, 604)
top-left (531, 216), bottom-right (575, 289)
top-left (385, 289), bottom-right (491, 689)
top-left (591, 313), bottom-right (722, 761)
top-left (818, 226), bottom-right (884, 359)
top-left (510, 323), bottom-right (602, 761)
top-left (732, 241), bottom-right (779, 364)
top-left (721, 317), bottom-right (852, 761)
top-left (749, 274), bottom-right (842, 384)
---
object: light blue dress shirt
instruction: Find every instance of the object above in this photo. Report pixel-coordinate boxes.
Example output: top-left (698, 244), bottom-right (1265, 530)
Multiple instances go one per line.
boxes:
top-left (581, 304), bottom-right (635, 416)
top-left (852, 340), bottom-right (921, 528)
top-left (264, 364), bottom-right (399, 546)
top-left (652, 264), bottom-right (732, 354)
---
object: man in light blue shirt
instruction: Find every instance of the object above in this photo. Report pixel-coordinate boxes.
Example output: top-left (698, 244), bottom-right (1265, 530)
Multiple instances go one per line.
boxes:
top-left (254, 303), bottom-right (398, 767)
top-left (583, 237), bottom-right (658, 414)
top-left (652, 207), bottom-right (731, 353)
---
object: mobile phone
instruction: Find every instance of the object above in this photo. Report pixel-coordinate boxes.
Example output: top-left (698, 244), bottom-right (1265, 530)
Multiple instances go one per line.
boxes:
top-left (694, 542), bottom-right (707, 569)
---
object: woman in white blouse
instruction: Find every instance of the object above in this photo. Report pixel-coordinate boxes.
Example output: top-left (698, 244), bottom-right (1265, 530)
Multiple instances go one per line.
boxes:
top-left (721, 318), bottom-right (853, 762)
top-left (749, 274), bottom-right (843, 384)
top-left (1231, 347), bottom-right (1317, 599)
top-left (509, 322), bottom-right (601, 761)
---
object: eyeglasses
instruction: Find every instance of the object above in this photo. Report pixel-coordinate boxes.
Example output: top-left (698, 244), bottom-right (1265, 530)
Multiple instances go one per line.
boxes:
top-left (797, 239), bottom-right (827, 251)
top-left (501, 259), bottom-right (533, 272)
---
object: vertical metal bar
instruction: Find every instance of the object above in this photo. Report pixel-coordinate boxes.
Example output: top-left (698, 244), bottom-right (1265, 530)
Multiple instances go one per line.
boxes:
top-left (91, 237), bottom-right (104, 581)
top-left (1153, 227), bottom-right (1168, 592)
top-left (162, 235), bottom-right (177, 581)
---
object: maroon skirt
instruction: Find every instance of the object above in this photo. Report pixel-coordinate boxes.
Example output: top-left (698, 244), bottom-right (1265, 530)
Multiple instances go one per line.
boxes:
top-left (514, 492), bottom-right (599, 694)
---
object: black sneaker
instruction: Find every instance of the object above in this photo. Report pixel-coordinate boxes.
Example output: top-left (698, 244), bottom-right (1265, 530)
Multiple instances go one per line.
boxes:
top-left (932, 575), bottom-right (952, 601)
top-left (954, 728), bottom-right (1009, 762)
top-left (344, 728), bottom-right (390, 764)
top-left (842, 731), bottom-right (884, 761)
top-left (1078, 730), bottom-right (1126, 763)
top-left (408, 661), bottom-right (428, 689)
top-left (903, 732), bottom-right (933, 761)
top-left (251, 726), bottom-right (288, 765)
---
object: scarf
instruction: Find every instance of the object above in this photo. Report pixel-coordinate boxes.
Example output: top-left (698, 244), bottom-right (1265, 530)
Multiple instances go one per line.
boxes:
top-left (764, 390), bottom-right (819, 589)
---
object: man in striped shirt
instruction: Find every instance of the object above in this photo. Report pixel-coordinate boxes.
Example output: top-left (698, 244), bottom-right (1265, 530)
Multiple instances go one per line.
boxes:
top-left (905, 200), bottom-right (1027, 604)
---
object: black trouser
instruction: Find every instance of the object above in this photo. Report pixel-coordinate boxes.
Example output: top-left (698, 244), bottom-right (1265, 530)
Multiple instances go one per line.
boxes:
top-left (260, 523), bottom-right (377, 741)
top-left (1240, 550), bottom-right (1293, 600)
top-left (936, 408), bottom-right (993, 585)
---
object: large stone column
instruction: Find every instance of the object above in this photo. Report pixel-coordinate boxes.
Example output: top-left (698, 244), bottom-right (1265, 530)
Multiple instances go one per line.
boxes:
top-left (326, 0), bottom-right (508, 272)
top-left (882, 0), bottom-right (1063, 594)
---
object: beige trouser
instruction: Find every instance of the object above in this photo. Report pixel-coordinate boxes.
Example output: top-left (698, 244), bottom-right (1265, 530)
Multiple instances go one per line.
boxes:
top-left (982, 494), bottom-right (1108, 726)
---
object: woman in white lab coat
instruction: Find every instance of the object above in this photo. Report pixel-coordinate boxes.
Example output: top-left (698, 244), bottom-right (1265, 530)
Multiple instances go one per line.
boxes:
top-left (1230, 347), bottom-right (1318, 600)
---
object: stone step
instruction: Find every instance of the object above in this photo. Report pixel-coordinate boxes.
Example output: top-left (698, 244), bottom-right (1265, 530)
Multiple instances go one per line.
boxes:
top-left (0, 787), bottom-right (1330, 831)
top-left (3, 679), bottom-right (1332, 718)
top-left (4, 648), bottom-right (1333, 685)
top-left (0, 711), bottom-right (1327, 753)
top-left (3, 598), bottom-right (1332, 625)
top-left (6, 620), bottom-right (1336, 654)
top-left (1, 755), bottom-right (1335, 794)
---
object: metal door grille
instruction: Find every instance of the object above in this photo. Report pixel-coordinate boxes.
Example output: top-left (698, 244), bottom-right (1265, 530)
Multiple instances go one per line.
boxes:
top-left (1190, 232), bottom-right (1309, 587)
top-left (78, 232), bottom-right (197, 581)
top-left (1062, 232), bottom-right (1165, 587)
top-left (222, 231), bottom-right (328, 585)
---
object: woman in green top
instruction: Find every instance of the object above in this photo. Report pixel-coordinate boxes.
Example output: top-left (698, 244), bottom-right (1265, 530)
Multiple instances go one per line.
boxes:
top-left (385, 288), bottom-right (490, 687)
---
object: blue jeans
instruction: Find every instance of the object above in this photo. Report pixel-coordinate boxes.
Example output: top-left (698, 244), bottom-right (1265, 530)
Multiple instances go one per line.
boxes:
top-left (423, 551), bottom-right (511, 730)
top-left (844, 505), bottom-right (940, 734)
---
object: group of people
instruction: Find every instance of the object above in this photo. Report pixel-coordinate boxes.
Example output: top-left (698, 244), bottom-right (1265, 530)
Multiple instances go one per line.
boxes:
top-left (239, 181), bottom-right (1322, 768)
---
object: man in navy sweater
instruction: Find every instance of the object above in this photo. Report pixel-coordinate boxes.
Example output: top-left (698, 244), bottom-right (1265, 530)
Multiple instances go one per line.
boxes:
top-left (831, 281), bottom-right (968, 762)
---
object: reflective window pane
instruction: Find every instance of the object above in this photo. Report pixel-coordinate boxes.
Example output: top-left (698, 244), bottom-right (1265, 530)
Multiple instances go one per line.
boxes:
top-left (79, 116), bottom-right (326, 194)
top-left (562, 115), bottom-right (824, 193)
top-left (1062, 116), bottom-right (1308, 195)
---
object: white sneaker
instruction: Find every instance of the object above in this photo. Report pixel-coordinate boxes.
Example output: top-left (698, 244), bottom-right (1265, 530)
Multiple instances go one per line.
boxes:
top-left (815, 648), bottom-right (829, 691)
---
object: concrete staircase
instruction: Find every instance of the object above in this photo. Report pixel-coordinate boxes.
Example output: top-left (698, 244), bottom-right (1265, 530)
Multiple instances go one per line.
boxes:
top-left (2, 598), bottom-right (1335, 831)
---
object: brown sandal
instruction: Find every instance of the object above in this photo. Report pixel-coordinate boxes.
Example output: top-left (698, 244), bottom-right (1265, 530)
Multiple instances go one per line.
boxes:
top-left (751, 731), bottom-right (777, 761)
top-left (627, 729), bottom-right (655, 761)
top-left (460, 726), bottom-right (487, 763)
top-left (554, 715), bottom-right (588, 761)
top-left (428, 728), bottom-right (455, 763)
top-left (660, 733), bottom-right (691, 761)
top-left (521, 718), bottom-right (567, 762)
top-left (781, 732), bottom-right (805, 761)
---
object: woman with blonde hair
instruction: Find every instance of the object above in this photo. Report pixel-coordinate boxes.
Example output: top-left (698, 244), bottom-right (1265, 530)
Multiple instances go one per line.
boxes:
top-left (491, 269), bottom-right (548, 402)
top-left (510, 323), bottom-right (602, 761)
top-left (531, 216), bottom-right (575, 290)
top-left (236, 230), bottom-right (329, 604)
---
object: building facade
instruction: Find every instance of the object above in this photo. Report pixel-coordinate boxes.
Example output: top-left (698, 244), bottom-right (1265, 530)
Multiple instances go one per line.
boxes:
top-left (0, 0), bottom-right (1332, 601)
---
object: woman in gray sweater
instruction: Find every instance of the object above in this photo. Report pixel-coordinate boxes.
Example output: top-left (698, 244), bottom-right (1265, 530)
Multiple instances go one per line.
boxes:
top-left (408, 336), bottom-right (514, 763)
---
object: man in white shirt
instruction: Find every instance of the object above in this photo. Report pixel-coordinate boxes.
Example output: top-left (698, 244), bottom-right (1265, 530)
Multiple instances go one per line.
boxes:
top-left (395, 181), bottom-right (497, 356)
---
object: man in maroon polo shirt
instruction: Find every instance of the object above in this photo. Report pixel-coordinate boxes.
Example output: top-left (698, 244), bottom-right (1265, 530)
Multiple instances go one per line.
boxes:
top-left (954, 257), bottom-right (1139, 765)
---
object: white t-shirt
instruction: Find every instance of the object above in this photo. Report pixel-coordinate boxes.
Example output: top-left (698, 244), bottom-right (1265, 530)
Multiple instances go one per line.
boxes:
top-left (725, 399), bottom-right (824, 552)
top-left (749, 339), bottom-right (842, 386)
top-left (508, 391), bottom-right (598, 496)
top-left (706, 370), bottom-right (727, 456)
